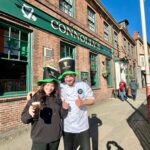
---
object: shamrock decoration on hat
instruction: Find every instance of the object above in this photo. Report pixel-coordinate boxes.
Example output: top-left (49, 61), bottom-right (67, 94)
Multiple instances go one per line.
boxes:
top-left (58, 57), bottom-right (78, 80)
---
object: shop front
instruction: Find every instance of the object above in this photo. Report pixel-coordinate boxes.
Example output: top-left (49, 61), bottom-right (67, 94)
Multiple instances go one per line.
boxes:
top-left (0, 0), bottom-right (113, 135)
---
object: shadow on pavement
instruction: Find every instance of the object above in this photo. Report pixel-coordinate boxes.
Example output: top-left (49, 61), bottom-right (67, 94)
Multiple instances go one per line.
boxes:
top-left (73, 114), bottom-right (102, 150)
top-left (126, 100), bottom-right (150, 150)
top-left (106, 141), bottom-right (124, 150)
top-left (89, 114), bottom-right (102, 150)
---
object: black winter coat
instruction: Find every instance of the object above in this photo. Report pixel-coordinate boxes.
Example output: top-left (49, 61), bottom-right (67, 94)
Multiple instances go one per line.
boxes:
top-left (21, 94), bottom-right (68, 143)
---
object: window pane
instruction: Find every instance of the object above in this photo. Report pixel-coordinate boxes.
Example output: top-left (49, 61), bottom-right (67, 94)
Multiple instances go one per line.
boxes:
top-left (60, 0), bottom-right (73, 17)
top-left (21, 32), bottom-right (28, 41)
top-left (60, 42), bottom-right (74, 58)
top-left (106, 59), bottom-right (112, 87)
top-left (0, 59), bottom-right (27, 93)
top-left (88, 8), bottom-right (95, 31)
top-left (0, 22), bottom-right (30, 95)
top-left (90, 53), bottom-right (98, 87)
top-left (104, 22), bottom-right (109, 41)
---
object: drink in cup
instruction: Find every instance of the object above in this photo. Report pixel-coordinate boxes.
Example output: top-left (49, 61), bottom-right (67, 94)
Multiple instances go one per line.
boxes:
top-left (32, 102), bottom-right (40, 110)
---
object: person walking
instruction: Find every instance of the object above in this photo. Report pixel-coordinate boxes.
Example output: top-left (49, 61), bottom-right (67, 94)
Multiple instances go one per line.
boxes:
top-left (129, 78), bottom-right (138, 100)
top-left (58, 57), bottom-right (95, 150)
top-left (21, 66), bottom-right (69, 150)
top-left (119, 79), bottom-right (127, 101)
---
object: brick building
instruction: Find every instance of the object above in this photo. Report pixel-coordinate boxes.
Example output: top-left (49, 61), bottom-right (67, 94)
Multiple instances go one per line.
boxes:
top-left (133, 31), bottom-right (150, 88)
top-left (0, 0), bottom-right (136, 136)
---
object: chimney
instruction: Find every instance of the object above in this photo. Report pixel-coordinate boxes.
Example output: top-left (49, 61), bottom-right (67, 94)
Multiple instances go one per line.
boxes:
top-left (133, 32), bottom-right (140, 40)
top-left (119, 19), bottom-right (129, 31)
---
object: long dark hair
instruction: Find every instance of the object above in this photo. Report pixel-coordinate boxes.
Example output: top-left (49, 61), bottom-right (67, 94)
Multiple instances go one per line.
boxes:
top-left (33, 82), bottom-right (60, 105)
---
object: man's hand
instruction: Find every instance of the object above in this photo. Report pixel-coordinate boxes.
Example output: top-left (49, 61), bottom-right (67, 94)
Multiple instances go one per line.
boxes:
top-left (75, 95), bottom-right (84, 107)
top-left (62, 101), bottom-right (69, 110)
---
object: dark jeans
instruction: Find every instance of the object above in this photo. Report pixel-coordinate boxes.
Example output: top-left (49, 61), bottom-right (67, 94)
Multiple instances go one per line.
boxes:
top-left (31, 140), bottom-right (60, 150)
top-left (63, 129), bottom-right (90, 150)
top-left (131, 89), bottom-right (137, 100)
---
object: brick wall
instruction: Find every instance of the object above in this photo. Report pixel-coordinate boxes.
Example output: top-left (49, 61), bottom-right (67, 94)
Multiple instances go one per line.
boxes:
top-left (0, 0), bottom-right (116, 136)
top-left (0, 98), bottom-right (27, 134)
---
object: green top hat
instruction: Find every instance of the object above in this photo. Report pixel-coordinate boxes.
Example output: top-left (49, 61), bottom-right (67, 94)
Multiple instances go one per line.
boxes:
top-left (37, 66), bottom-right (60, 86)
top-left (58, 57), bottom-right (78, 80)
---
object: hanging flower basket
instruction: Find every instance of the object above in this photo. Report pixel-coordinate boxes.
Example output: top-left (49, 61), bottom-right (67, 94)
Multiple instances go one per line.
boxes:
top-left (102, 72), bottom-right (108, 78)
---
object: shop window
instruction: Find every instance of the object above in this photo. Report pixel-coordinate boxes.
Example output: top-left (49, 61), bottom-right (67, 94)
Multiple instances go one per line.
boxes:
top-left (59, 0), bottom-right (74, 17)
top-left (60, 42), bottom-right (75, 59)
top-left (90, 53), bottom-right (99, 88)
top-left (88, 8), bottom-right (96, 32)
top-left (104, 22), bottom-right (109, 41)
top-left (0, 21), bottom-right (31, 96)
top-left (106, 59), bottom-right (112, 87)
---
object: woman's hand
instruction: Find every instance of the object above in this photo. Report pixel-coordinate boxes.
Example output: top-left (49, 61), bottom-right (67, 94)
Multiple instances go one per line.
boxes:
top-left (28, 106), bottom-right (36, 117)
top-left (27, 91), bottom-right (35, 101)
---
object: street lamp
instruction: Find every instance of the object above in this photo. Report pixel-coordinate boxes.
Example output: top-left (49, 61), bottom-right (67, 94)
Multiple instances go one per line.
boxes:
top-left (139, 0), bottom-right (150, 123)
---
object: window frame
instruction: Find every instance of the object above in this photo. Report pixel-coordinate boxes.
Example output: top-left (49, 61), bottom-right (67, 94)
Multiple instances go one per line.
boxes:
top-left (87, 7), bottom-right (96, 32)
top-left (113, 31), bottom-right (118, 48)
top-left (0, 20), bottom-right (32, 98)
top-left (59, 0), bottom-right (75, 17)
top-left (104, 22), bottom-right (109, 41)
top-left (60, 41), bottom-right (75, 59)
top-left (106, 58), bottom-right (112, 87)
top-left (89, 52), bottom-right (99, 88)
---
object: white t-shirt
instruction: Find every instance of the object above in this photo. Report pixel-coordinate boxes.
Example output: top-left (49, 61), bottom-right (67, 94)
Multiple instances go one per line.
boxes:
top-left (60, 81), bottom-right (95, 133)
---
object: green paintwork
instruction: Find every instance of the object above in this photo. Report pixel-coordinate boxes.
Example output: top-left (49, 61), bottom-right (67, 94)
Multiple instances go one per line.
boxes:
top-left (0, 0), bottom-right (112, 58)
top-left (0, 21), bottom-right (32, 97)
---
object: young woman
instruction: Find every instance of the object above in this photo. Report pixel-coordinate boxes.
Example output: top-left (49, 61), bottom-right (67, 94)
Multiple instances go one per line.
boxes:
top-left (21, 79), bottom-right (68, 150)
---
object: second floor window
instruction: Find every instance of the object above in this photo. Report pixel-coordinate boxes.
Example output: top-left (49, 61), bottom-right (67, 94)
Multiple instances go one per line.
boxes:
top-left (128, 42), bottom-right (131, 53)
top-left (123, 38), bottom-right (126, 50)
top-left (104, 22), bottom-right (109, 41)
top-left (60, 0), bottom-right (74, 17)
top-left (88, 8), bottom-right (95, 32)
top-left (113, 31), bottom-right (118, 48)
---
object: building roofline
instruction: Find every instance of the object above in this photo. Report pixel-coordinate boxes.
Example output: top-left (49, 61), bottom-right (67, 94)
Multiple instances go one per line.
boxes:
top-left (93, 0), bottom-right (135, 44)
top-left (121, 28), bottom-right (135, 45)
top-left (93, 0), bottom-right (120, 29)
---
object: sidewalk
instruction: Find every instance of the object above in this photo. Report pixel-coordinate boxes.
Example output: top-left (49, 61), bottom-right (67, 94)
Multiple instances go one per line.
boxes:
top-left (0, 88), bottom-right (149, 150)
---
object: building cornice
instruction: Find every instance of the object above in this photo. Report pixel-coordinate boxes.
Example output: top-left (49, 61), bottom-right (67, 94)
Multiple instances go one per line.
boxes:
top-left (120, 28), bottom-right (135, 45)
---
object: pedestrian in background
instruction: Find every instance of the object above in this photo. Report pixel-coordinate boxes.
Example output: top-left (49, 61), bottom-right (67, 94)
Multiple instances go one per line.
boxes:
top-left (119, 79), bottom-right (127, 101)
top-left (129, 78), bottom-right (138, 100)
top-left (21, 66), bottom-right (69, 150)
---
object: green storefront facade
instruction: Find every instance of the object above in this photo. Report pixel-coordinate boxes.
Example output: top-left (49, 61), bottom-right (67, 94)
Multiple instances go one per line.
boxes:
top-left (0, 0), bottom-right (113, 98)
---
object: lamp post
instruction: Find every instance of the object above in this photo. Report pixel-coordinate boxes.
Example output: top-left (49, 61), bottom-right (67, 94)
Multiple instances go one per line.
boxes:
top-left (139, 0), bottom-right (150, 122)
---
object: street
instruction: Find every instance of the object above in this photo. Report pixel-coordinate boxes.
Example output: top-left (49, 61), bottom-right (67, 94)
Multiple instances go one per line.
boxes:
top-left (0, 88), bottom-right (149, 150)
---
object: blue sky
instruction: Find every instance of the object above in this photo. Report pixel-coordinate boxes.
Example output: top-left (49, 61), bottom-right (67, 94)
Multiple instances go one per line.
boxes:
top-left (100, 0), bottom-right (150, 43)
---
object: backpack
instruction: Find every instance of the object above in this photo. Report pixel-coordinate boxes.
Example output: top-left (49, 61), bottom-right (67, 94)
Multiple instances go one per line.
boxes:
top-left (119, 82), bottom-right (125, 91)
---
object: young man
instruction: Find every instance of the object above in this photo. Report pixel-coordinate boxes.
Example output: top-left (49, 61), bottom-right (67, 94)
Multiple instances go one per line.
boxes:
top-left (129, 78), bottom-right (138, 100)
top-left (58, 57), bottom-right (95, 150)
